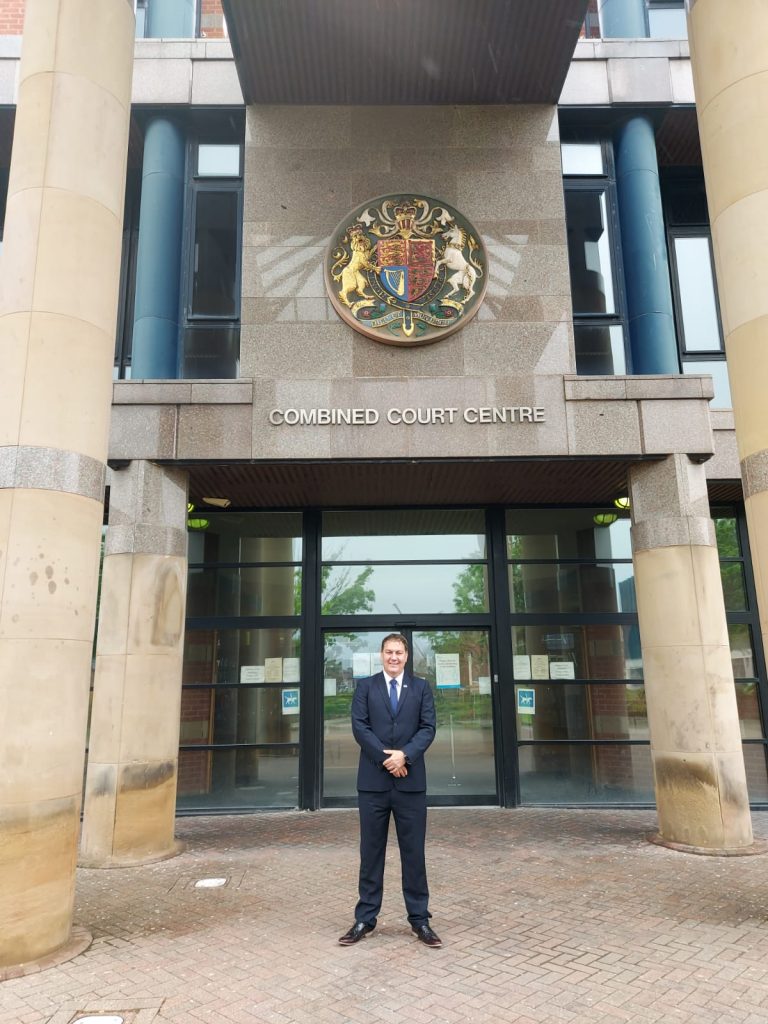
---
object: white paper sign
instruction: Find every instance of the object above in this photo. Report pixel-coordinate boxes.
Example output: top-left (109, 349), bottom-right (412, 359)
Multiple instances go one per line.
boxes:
top-left (353, 653), bottom-right (372, 678)
top-left (324, 677), bottom-right (337, 697)
top-left (513, 655), bottom-right (531, 680)
top-left (240, 665), bottom-right (265, 684)
top-left (478, 675), bottom-right (491, 695)
top-left (550, 661), bottom-right (575, 680)
top-left (264, 657), bottom-right (283, 683)
top-left (435, 652), bottom-right (461, 688)
top-left (531, 655), bottom-right (549, 680)
top-left (283, 657), bottom-right (300, 683)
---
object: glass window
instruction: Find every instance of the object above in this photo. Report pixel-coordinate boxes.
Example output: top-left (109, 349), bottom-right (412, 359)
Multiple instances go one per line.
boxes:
top-left (187, 566), bottom-right (301, 618)
top-left (648, 4), bottom-right (688, 39)
top-left (189, 512), bottom-right (303, 563)
top-left (182, 325), bottom-right (239, 379)
top-left (729, 623), bottom-right (755, 680)
top-left (190, 190), bottom-right (239, 317)
top-left (742, 744), bottom-right (768, 802)
top-left (511, 624), bottom-right (643, 680)
top-left (574, 324), bottom-right (627, 375)
top-left (321, 563), bottom-right (489, 616)
top-left (322, 509), bottom-right (486, 561)
top-left (198, 144), bottom-right (241, 177)
top-left (518, 743), bottom-right (654, 803)
top-left (561, 144), bottom-right (604, 176)
top-left (515, 683), bottom-right (648, 740)
top-left (682, 360), bottom-right (732, 409)
top-left (673, 237), bottom-right (721, 352)
top-left (507, 509), bottom-right (633, 560)
top-left (509, 562), bottom-right (636, 615)
top-left (177, 748), bottom-right (299, 809)
top-left (183, 627), bottom-right (301, 686)
top-left (565, 191), bottom-right (617, 315)
top-left (413, 629), bottom-right (496, 798)
top-left (135, 0), bottom-right (148, 37)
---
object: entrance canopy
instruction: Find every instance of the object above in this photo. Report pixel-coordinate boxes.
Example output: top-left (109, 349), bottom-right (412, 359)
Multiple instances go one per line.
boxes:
top-left (221, 0), bottom-right (589, 105)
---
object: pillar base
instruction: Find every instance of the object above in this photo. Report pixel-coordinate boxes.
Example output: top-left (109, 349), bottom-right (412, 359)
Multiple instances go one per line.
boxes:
top-left (647, 833), bottom-right (768, 857)
top-left (78, 838), bottom-right (185, 869)
top-left (0, 926), bottom-right (92, 980)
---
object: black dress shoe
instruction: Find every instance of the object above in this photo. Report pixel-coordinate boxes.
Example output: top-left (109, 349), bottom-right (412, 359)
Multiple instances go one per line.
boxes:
top-left (338, 921), bottom-right (375, 945)
top-left (413, 924), bottom-right (442, 948)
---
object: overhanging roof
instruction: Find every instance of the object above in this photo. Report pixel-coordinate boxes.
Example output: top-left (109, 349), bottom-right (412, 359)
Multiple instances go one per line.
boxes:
top-left (222, 0), bottom-right (589, 105)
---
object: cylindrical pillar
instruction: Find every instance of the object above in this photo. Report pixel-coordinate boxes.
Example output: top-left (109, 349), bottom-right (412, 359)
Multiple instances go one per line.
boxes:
top-left (629, 454), bottom-right (753, 851)
top-left (614, 116), bottom-right (679, 374)
top-left (130, 117), bottom-right (185, 379)
top-left (80, 461), bottom-right (188, 866)
top-left (0, 0), bottom-right (134, 969)
top-left (147, 0), bottom-right (196, 38)
top-left (687, 0), bottom-right (768, 691)
top-left (598, 0), bottom-right (647, 38)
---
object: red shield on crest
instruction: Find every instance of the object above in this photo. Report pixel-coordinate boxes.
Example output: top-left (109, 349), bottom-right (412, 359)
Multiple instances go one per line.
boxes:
top-left (376, 238), bottom-right (435, 302)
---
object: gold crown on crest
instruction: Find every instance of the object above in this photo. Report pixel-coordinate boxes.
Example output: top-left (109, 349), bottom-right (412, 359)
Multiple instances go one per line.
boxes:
top-left (394, 201), bottom-right (417, 237)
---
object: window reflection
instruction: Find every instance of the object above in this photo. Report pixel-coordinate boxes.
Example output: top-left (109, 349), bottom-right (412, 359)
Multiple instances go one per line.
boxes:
top-left (507, 509), bottom-right (633, 560)
top-left (515, 683), bottom-right (648, 740)
top-left (674, 237), bottom-right (721, 352)
top-left (565, 191), bottom-right (616, 315)
top-left (682, 360), bottom-right (731, 409)
top-left (511, 624), bottom-right (642, 680)
top-left (321, 563), bottom-right (489, 615)
top-left (574, 324), bottom-right (626, 375)
top-left (518, 744), bottom-right (654, 803)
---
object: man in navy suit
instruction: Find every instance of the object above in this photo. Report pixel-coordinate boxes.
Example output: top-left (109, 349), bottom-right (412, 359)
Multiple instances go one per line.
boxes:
top-left (338, 633), bottom-right (441, 948)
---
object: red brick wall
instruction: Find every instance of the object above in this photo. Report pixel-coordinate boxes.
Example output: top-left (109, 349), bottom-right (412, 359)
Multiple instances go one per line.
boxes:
top-left (0, 0), bottom-right (26, 35)
top-left (199, 0), bottom-right (226, 39)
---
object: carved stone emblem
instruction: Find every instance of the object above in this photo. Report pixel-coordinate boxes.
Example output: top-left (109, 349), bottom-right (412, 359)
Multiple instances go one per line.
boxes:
top-left (325, 195), bottom-right (487, 346)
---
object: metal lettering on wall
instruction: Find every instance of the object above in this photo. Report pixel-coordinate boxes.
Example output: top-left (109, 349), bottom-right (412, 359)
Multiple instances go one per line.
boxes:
top-left (268, 407), bottom-right (546, 426)
top-left (325, 195), bottom-right (488, 347)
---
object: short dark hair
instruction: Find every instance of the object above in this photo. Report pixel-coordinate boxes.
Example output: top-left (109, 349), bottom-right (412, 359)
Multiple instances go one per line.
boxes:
top-left (381, 633), bottom-right (409, 653)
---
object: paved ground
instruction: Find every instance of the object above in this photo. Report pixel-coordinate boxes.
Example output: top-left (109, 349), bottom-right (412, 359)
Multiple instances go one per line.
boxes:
top-left (3, 808), bottom-right (768, 1024)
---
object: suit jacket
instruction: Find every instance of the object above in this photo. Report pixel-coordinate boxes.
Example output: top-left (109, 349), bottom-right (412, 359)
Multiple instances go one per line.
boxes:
top-left (351, 670), bottom-right (436, 792)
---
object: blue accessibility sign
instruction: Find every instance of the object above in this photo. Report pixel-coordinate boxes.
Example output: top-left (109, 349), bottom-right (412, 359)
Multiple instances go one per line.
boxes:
top-left (282, 688), bottom-right (300, 715)
top-left (517, 687), bottom-right (535, 714)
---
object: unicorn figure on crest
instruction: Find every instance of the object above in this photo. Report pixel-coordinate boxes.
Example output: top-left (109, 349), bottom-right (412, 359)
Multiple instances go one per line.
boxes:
top-left (433, 222), bottom-right (479, 302)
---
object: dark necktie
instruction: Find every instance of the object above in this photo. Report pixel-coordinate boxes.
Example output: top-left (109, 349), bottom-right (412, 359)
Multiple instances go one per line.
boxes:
top-left (389, 679), bottom-right (398, 713)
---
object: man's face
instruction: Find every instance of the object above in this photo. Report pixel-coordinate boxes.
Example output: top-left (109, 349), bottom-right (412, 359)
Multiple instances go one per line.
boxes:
top-left (380, 640), bottom-right (408, 678)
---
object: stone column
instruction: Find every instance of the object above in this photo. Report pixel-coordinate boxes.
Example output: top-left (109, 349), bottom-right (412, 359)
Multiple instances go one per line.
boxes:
top-left (687, 0), bottom-right (768, 687)
top-left (80, 461), bottom-right (188, 866)
top-left (629, 454), bottom-right (753, 851)
top-left (0, 0), bottom-right (134, 969)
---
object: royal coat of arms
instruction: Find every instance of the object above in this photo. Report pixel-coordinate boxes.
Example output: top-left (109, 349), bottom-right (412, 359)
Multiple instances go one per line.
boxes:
top-left (325, 195), bottom-right (487, 346)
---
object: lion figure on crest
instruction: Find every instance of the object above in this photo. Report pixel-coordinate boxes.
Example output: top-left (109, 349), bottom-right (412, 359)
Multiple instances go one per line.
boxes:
top-left (434, 223), bottom-right (478, 301)
top-left (334, 225), bottom-right (376, 307)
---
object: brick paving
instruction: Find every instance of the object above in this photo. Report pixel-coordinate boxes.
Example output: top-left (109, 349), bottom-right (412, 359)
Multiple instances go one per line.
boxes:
top-left (3, 808), bottom-right (768, 1024)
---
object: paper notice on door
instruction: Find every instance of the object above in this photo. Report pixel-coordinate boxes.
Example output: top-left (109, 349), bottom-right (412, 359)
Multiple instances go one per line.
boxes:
top-left (240, 665), bottom-right (265, 684)
top-left (550, 661), bottom-right (575, 680)
top-left (264, 657), bottom-right (283, 683)
top-left (513, 655), bottom-right (531, 680)
top-left (478, 675), bottom-right (491, 695)
top-left (435, 652), bottom-right (461, 688)
top-left (353, 653), bottom-right (372, 678)
top-left (531, 655), bottom-right (549, 680)
top-left (324, 677), bottom-right (337, 697)
top-left (283, 657), bottom-right (300, 683)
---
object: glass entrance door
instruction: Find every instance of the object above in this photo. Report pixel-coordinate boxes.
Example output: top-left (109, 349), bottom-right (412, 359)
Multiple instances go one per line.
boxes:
top-left (321, 627), bottom-right (497, 804)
